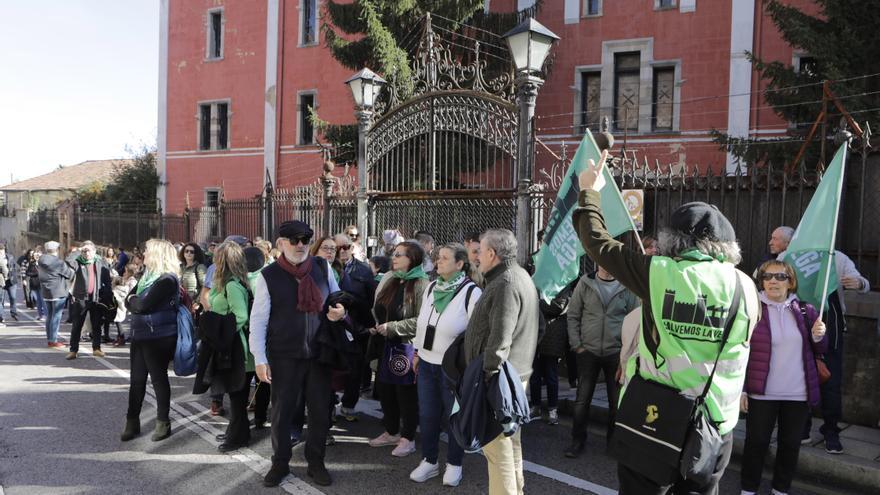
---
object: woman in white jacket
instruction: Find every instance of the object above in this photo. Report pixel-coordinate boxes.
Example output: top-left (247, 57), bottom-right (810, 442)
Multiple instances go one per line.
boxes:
top-left (408, 242), bottom-right (481, 487)
top-left (111, 264), bottom-right (138, 346)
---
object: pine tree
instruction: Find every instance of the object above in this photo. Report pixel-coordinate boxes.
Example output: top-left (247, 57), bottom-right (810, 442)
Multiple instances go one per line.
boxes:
top-left (712, 0), bottom-right (880, 169)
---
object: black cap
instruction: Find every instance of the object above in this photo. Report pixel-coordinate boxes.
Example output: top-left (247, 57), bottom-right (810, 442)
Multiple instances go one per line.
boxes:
top-left (223, 234), bottom-right (249, 246)
top-left (278, 220), bottom-right (313, 239)
top-left (669, 202), bottom-right (736, 243)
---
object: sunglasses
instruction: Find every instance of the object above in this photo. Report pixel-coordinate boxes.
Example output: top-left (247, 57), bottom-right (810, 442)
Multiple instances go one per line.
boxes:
top-left (288, 235), bottom-right (312, 246)
top-left (184, 249), bottom-right (195, 254)
top-left (761, 273), bottom-right (791, 282)
top-left (347, 232), bottom-right (359, 239)
top-left (339, 245), bottom-right (352, 251)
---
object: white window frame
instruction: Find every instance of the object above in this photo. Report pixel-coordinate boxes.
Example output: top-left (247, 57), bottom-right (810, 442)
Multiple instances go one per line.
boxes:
top-left (299, 0), bottom-right (319, 47)
top-left (297, 90), bottom-right (318, 145)
top-left (205, 7), bottom-right (225, 61)
top-left (582, 0), bottom-right (603, 17)
top-left (196, 99), bottom-right (233, 151)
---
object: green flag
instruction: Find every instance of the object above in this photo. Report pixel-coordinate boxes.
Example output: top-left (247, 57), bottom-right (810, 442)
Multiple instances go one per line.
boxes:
top-left (532, 130), bottom-right (636, 303)
top-left (781, 143), bottom-right (847, 311)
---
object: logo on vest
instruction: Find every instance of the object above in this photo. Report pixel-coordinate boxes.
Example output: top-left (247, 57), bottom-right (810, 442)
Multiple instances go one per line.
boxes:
top-left (661, 290), bottom-right (729, 342)
top-left (645, 405), bottom-right (659, 424)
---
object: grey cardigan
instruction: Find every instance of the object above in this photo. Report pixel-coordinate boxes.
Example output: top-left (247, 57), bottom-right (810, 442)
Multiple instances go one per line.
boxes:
top-left (37, 254), bottom-right (75, 300)
top-left (567, 274), bottom-right (640, 357)
top-left (463, 259), bottom-right (540, 382)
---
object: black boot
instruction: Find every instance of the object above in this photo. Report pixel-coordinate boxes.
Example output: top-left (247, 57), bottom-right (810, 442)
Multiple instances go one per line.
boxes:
top-left (263, 463), bottom-right (290, 487)
top-left (564, 440), bottom-right (585, 458)
top-left (307, 462), bottom-right (332, 486)
top-left (151, 420), bottom-right (171, 441)
top-left (120, 417), bottom-right (141, 441)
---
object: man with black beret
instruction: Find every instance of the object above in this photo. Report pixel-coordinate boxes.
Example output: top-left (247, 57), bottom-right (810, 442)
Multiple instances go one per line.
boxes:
top-left (248, 220), bottom-right (345, 487)
top-left (573, 159), bottom-right (761, 494)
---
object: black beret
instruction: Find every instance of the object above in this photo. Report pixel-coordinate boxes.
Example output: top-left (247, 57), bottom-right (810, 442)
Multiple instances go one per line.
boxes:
top-left (670, 202), bottom-right (736, 243)
top-left (278, 220), bottom-right (313, 239)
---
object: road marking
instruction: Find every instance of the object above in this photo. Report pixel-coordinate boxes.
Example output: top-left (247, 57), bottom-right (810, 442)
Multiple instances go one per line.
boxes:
top-left (90, 354), bottom-right (325, 495)
top-left (352, 398), bottom-right (618, 495)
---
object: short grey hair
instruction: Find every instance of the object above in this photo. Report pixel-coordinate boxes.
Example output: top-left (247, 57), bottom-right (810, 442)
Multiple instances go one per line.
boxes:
top-left (480, 229), bottom-right (517, 261)
top-left (774, 226), bottom-right (795, 243)
top-left (44, 241), bottom-right (60, 254)
top-left (334, 233), bottom-right (352, 245)
top-left (657, 228), bottom-right (742, 265)
top-left (80, 240), bottom-right (96, 250)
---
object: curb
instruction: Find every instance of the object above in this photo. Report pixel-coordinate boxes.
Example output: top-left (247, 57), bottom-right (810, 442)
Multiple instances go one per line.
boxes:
top-left (557, 398), bottom-right (880, 493)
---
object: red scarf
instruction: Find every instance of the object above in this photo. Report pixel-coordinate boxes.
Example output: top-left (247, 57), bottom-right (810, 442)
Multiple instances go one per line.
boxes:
top-left (277, 254), bottom-right (324, 313)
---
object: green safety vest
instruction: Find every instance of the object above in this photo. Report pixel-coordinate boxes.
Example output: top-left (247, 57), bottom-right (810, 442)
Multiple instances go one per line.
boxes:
top-left (624, 250), bottom-right (753, 435)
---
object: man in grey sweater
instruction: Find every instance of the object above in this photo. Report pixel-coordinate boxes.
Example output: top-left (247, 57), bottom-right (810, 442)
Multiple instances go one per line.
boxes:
top-left (37, 241), bottom-right (75, 348)
top-left (463, 229), bottom-right (539, 495)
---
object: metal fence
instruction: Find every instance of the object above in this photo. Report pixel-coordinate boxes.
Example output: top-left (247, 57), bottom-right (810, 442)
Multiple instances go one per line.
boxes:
top-left (26, 208), bottom-right (59, 242)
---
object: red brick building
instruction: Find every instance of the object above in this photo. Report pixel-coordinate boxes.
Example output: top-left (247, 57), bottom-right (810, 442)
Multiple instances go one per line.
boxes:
top-left (158, 0), bottom-right (817, 213)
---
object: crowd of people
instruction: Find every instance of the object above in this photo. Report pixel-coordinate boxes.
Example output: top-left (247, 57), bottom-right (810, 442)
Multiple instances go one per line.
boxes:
top-left (2, 175), bottom-right (870, 494)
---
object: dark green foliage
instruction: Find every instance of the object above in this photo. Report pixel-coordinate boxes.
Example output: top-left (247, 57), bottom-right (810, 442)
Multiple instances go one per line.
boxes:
top-left (76, 145), bottom-right (159, 212)
top-left (713, 0), bottom-right (880, 169)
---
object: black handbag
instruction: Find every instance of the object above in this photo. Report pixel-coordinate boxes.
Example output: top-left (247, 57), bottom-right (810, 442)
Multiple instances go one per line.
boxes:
top-left (611, 276), bottom-right (744, 486)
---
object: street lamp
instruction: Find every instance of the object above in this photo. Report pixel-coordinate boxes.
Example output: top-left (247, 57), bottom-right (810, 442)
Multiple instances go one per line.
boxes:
top-left (345, 68), bottom-right (386, 255)
top-left (502, 18), bottom-right (559, 265)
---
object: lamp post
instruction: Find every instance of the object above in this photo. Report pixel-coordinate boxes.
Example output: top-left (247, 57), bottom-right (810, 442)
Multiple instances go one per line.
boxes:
top-left (345, 68), bottom-right (386, 250)
top-left (503, 18), bottom-right (559, 266)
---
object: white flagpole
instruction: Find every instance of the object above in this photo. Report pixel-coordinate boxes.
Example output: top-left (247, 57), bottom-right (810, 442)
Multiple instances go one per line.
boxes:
top-left (817, 144), bottom-right (848, 316)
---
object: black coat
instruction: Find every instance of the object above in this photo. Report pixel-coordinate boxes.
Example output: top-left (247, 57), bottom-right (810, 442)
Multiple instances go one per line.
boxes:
top-left (536, 280), bottom-right (577, 358)
top-left (66, 255), bottom-right (112, 303)
top-left (193, 310), bottom-right (246, 394)
top-left (315, 291), bottom-right (370, 371)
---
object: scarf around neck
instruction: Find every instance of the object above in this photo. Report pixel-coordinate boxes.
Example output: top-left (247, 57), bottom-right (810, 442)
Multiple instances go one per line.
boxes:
top-left (136, 270), bottom-right (160, 295)
top-left (432, 270), bottom-right (466, 314)
top-left (77, 255), bottom-right (96, 265)
top-left (277, 254), bottom-right (324, 313)
top-left (392, 265), bottom-right (428, 281)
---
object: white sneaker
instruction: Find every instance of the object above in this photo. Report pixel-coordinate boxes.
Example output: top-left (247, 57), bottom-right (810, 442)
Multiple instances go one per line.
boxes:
top-left (391, 437), bottom-right (416, 457)
top-left (409, 459), bottom-right (439, 482)
top-left (547, 408), bottom-right (559, 425)
top-left (369, 431), bottom-right (401, 447)
top-left (443, 464), bottom-right (463, 487)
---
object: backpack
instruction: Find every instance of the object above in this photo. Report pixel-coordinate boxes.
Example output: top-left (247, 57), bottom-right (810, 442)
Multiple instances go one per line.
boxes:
top-left (173, 285), bottom-right (198, 377)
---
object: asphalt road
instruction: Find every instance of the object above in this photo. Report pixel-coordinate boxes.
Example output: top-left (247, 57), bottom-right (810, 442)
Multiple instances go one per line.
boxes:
top-left (0, 305), bottom-right (840, 495)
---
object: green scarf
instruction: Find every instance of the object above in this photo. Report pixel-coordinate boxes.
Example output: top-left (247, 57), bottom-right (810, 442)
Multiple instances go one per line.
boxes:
top-left (374, 273), bottom-right (384, 282)
top-left (136, 270), bottom-right (160, 295)
top-left (392, 264), bottom-right (429, 281)
top-left (432, 271), bottom-right (465, 314)
top-left (77, 255), bottom-right (96, 265)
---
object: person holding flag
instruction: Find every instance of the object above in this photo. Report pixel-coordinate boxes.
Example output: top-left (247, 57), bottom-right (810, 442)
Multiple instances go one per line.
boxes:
top-left (775, 143), bottom-right (870, 454)
top-left (571, 139), bottom-right (760, 493)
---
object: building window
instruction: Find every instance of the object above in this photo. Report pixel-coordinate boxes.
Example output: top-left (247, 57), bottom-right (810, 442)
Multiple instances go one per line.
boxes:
top-left (797, 56), bottom-right (818, 77)
top-left (583, 0), bottom-right (601, 16)
top-left (655, 0), bottom-right (676, 9)
top-left (653, 67), bottom-right (675, 131)
top-left (198, 102), bottom-right (230, 151)
top-left (614, 52), bottom-right (640, 132)
top-left (204, 189), bottom-right (221, 237)
top-left (301, 0), bottom-right (317, 45)
top-left (299, 93), bottom-right (316, 145)
top-left (207, 9), bottom-right (224, 60)
top-left (580, 72), bottom-right (601, 133)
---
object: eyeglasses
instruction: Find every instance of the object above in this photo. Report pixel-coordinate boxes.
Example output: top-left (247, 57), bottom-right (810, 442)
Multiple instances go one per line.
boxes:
top-left (761, 273), bottom-right (791, 282)
top-left (347, 232), bottom-right (359, 239)
top-left (288, 235), bottom-right (312, 246)
top-left (320, 245), bottom-right (336, 253)
top-left (392, 252), bottom-right (408, 258)
top-left (184, 249), bottom-right (195, 254)
top-left (339, 245), bottom-right (352, 251)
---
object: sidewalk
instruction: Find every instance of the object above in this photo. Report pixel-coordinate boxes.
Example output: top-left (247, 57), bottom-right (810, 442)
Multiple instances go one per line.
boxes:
top-left (555, 381), bottom-right (880, 493)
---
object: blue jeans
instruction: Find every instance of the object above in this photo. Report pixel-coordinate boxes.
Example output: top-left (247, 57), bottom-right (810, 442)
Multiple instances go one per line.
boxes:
top-left (45, 297), bottom-right (66, 343)
top-left (30, 288), bottom-right (45, 317)
top-left (529, 354), bottom-right (559, 408)
top-left (0, 285), bottom-right (18, 320)
top-left (417, 361), bottom-right (463, 466)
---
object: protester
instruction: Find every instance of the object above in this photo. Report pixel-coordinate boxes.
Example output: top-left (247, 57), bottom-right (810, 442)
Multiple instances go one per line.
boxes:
top-left (249, 220), bottom-right (344, 487)
top-left (242, 246), bottom-right (270, 429)
top-left (23, 250), bottom-right (45, 320)
top-left (564, 264), bottom-right (640, 458)
top-left (369, 240), bottom-right (428, 458)
top-left (414, 231), bottom-right (436, 274)
top-left (111, 264), bottom-right (138, 346)
top-left (198, 241), bottom-right (252, 452)
top-left (344, 224), bottom-right (366, 261)
top-left (256, 239), bottom-right (274, 264)
top-left (740, 260), bottom-right (827, 495)
top-left (334, 233), bottom-right (378, 421)
top-left (463, 229), bottom-right (539, 495)
top-left (463, 232), bottom-right (484, 288)
top-left (382, 229), bottom-right (405, 257)
top-left (64, 241), bottom-right (113, 360)
top-left (529, 277), bottom-right (577, 426)
top-left (310, 236), bottom-right (337, 269)
top-left (771, 225), bottom-right (870, 454)
top-left (121, 239), bottom-right (181, 442)
top-left (369, 255), bottom-right (390, 282)
top-left (179, 242), bottom-right (207, 303)
top-left (0, 242), bottom-right (20, 323)
top-left (103, 247), bottom-right (118, 276)
top-left (573, 157), bottom-right (760, 494)
top-left (409, 242), bottom-right (481, 486)
top-left (642, 235), bottom-right (658, 256)
top-left (115, 247), bottom-right (130, 274)
top-left (37, 241), bottom-right (74, 348)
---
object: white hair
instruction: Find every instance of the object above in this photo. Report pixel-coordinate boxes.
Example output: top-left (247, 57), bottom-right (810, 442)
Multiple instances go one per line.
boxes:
top-left (657, 229), bottom-right (742, 265)
top-left (480, 229), bottom-right (517, 261)
top-left (774, 226), bottom-right (795, 243)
